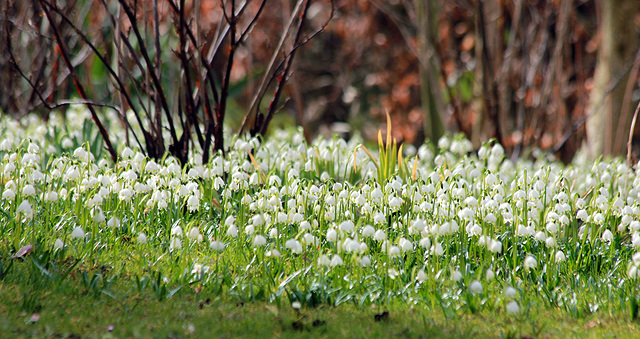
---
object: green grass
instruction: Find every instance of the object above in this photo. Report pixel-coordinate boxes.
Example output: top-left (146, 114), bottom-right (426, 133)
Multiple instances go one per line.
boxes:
top-left (4, 112), bottom-right (640, 337)
top-left (2, 270), bottom-right (639, 339)
top-left (1, 250), bottom-right (639, 338)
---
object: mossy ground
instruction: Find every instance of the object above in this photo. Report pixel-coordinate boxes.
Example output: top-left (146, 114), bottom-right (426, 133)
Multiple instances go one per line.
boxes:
top-left (1, 269), bottom-right (639, 339)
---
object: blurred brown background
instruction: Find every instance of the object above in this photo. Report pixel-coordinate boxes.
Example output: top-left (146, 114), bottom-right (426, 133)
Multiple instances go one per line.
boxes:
top-left (2, 0), bottom-right (640, 162)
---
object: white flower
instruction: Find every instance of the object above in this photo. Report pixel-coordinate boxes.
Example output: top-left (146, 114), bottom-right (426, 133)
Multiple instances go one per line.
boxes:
top-left (371, 187), bottom-right (383, 202)
top-left (119, 188), bottom-right (133, 201)
top-left (388, 246), bottom-right (400, 257)
top-left (0, 139), bottom-right (12, 150)
top-left (107, 217), bottom-right (121, 228)
top-left (330, 254), bottom-right (343, 267)
top-left (325, 195), bottom-right (336, 206)
top-left (121, 147), bottom-right (134, 159)
top-left (227, 224), bottom-right (238, 237)
top-left (593, 212), bottom-right (605, 224)
top-left (300, 220), bottom-right (311, 230)
top-left (292, 301), bottom-right (302, 310)
top-left (266, 249), bottom-right (281, 257)
top-left (545, 237), bottom-right (557, 248)
top-left (53, 238), bottom-right (64, 250)
top-left (486, 268), bottom-right (495, 280)
top-left (416, 269), bottom-right (427, 282)
top-left (362, 225), bottom-right (375, 237)
top-left (285, 239), bottom-right (303, 254)
top-left (419, 237), bottom-right (431, 249)
top-left (451, 269), bottom-right (462, 281)
top-left (27, 142), bottom-right (39, 153)
top-left (191, 263), bottom-right (209, 275)
top-left (398, 238), bottom-right (413, 252)
top-left (489, 240), bottom-right (502, 254)
top-left (506, 301), bottom-right (520, 314)
top-left (17, 200), bottom-right (33, 219)
top-left (71, 226), bottom-right (85, 239)
top-left (144, 161), bottom-right (159, 173)
top-left (22, 185), bottom-right (36, 196)
top-left (504, 286), bottom-right (517, 298)
top-left (555, 250), bottom-right (566, 262)
top-left (169, 237), bottom-right (182, 251)
top-left (3, 162), bottom-right (16, 175)
top-left (44, 191), bottom-right (58, 202)
top-left (210, 240), bottom-right (225, 251)
top-left (338, 220), bottom-right (354, 233)
top-left (137, 233), bottom-right (147, 244)
top-left (252, 214), bottom-right (265, 226)
top-left (317, 254), bottom-right (331, 266)
top-left (438, 136), bottom-right (450, 150)
top-left (458, 207), bottom-right (474, 220)
top-left (187, 227), bottom-right (202, 242)
top-left (374, 229), bottom-right (386, 241)
top-left (431, 242), bottom-right (444, 256)
top-left (326, 229), bottom-right (337, 242)
top-left (245, 224), bottom-right (255, 235)
top-left (360, 256), bottom-right (371, 267)
top-left (388, 196), bottom-right (401, 210)
top-left (2, 189), bottom-right (15, 200)
top-left (187, 195), bottom-right (200, 212)
top-left (576, 209), bottom-right (589, 221)
top-left (252, 235), bottom-right (267, 247)
top-left (469, 280), bottom-right (483, 294)
top-left (171, 225), bottom-right (183, 236)
top-left (523, 255), bottom-right (537, 270)
top-left (373, 211), bottom-right (386, 224)
top-left (93, 209), bottom-right (106, 223)
top-left (602, 229), bottom-right (614, 242)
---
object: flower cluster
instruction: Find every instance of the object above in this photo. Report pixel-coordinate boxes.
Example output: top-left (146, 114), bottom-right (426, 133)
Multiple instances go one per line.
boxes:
top-left (1, 111), bottom-right (640, 314)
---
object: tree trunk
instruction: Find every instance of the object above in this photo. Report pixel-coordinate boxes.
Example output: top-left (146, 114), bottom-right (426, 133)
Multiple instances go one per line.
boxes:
top-left (472, 0), bottom-right (502, 147)
top-left (415, 0), bottom-right (445, 144)
top-left (585, 0), bottom-right (638, 157)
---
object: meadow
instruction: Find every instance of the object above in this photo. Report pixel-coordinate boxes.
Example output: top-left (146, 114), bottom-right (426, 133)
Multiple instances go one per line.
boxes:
top-left (1, 108), bottom-right (640, 338)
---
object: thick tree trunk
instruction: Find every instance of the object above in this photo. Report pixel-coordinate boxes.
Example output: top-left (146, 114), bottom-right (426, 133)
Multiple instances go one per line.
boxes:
top-left (472, 0), bottom-right (502, 147)
top-left (585, 0), bottom-right (638, 157)
top-left (415, 0), bottom-right (445, 144)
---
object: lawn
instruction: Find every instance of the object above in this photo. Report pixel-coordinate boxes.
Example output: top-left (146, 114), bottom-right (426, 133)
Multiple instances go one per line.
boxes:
top-left (1, 110), bottom-right (640, 337)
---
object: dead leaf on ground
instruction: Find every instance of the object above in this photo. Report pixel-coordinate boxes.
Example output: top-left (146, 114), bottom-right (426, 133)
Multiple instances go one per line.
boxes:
top-left (312, 319), bottom-right (326, 327)
top-left (291, 320), bottom-right (304, 331)
top-left (374, 311), bottom-right (389, 322)
top-left (12, 244), bottom-right (33, 259)
top-left (28, 313), bottom-right (40, 323)
top-left (586, 319), bottom-right (601, 328)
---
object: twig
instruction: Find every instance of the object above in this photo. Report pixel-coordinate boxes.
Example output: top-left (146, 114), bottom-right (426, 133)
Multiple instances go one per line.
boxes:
top-left (627, 100), bottom-right (640, 166)
top-left (117, 0), bottom-right (180, 155)
top-left (215, 0), bottom-right (238, 155)
top-left (38, 0), bottom-right (118, 162)
top-left (552, 57), bottom-right (636, 154)
top-left (257, 0), bottom-right (313, 136)
top-left (42, 0), bottom-right (149, 143)
top-left (238, 0), bottom-right (306, 135)
top-left (616, 48), bottom-right (640, 153)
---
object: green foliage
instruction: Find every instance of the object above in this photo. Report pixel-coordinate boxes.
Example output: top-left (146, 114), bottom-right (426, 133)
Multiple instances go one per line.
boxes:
top-left (355, 110), bottom-right (418, 184)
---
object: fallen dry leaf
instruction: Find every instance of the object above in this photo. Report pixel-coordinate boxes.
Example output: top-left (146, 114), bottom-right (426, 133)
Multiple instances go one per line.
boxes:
top-left (12, 245), bottom-right (33, 259)
top-left (374, 311), bottom-right (389, 322)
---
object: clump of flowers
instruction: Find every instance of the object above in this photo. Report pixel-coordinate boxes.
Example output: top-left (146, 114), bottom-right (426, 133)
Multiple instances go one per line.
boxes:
top-left (2, 111), bottom-right (640, 318)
